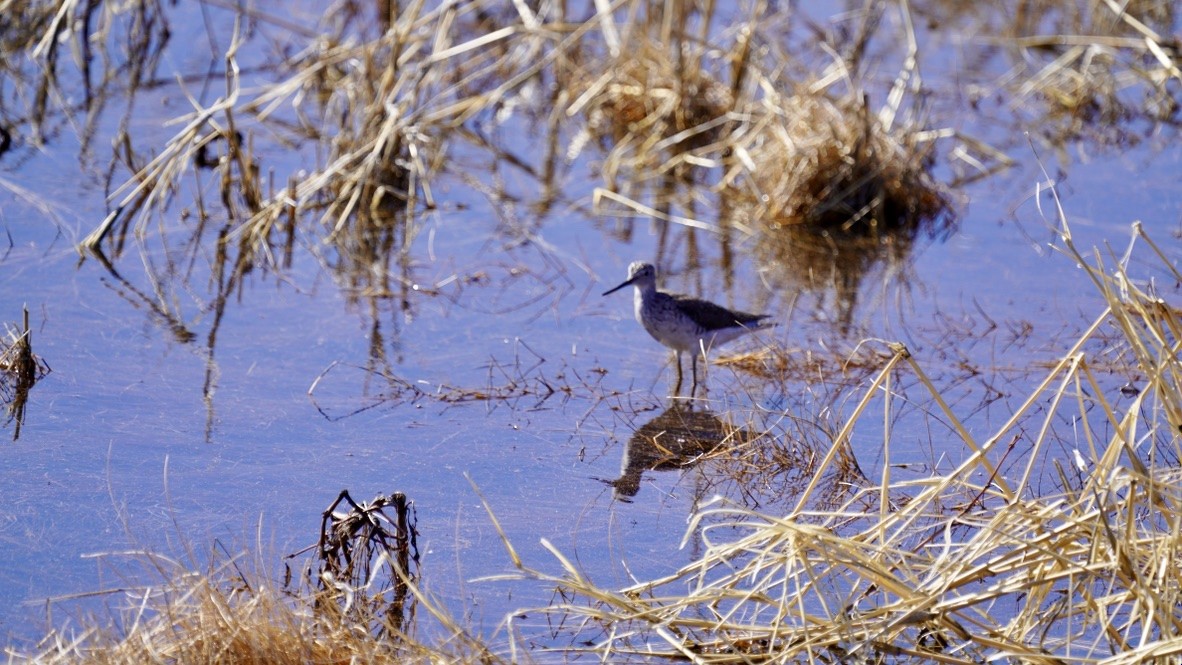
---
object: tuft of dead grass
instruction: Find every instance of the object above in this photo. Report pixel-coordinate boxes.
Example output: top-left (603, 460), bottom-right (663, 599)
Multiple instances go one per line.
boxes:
top-left (22, 564), bottom-right (487, 665)
top-left (1, 0), bottom-right (171, 155)
top-left (734, 89), bottom-right (952, 236)
top-left (572, 30), bottom-right (734, 185)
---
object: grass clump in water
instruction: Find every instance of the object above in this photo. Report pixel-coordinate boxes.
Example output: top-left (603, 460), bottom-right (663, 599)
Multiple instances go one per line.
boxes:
top-left (1, 306), bottom-right (49, 441)
top-left (25, 564), bottom-right (488, 664)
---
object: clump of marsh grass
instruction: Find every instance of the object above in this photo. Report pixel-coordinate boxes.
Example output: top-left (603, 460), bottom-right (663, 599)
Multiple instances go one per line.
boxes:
top-left (1, 0), bottom-right (170, 154)
top-left (1, 306), bottom-right (49, 440)
top-left (42, 0), bottom-right (1179, 319)
top-left (79, 0), bottom-right (526, 268)
top-left (21, 554), bottom-right (495, 665)
top-left (571, 28), bottom-right (734, 186)
top-left (732, 89), bottom-right (952, 236)
top-left (718, 333), bottom-right (898, 384)
top-left (492, 192), bottom-right (1182, 661)
top-left (725, 3), bottom-right (956, 242)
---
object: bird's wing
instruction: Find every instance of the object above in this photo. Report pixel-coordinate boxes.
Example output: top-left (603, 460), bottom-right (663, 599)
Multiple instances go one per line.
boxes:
top-left (671, 294), bottom-right (769, 331)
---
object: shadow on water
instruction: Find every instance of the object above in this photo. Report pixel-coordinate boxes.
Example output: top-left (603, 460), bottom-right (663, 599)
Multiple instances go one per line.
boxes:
top-left (609, 401), bottom-right (747, 502)
top-left (597, 355), bottom-right (883, 512)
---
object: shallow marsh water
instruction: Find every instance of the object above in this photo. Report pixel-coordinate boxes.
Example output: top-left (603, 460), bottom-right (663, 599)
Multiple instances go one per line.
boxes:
top-left (1, 0), bottom-right (1180, 655)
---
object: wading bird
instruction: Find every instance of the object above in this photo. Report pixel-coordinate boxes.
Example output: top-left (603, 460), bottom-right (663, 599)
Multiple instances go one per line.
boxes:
top-left (602, 261), bottom-right (773, 393)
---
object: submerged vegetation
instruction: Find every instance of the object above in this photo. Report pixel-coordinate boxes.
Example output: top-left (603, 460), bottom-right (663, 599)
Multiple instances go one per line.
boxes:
top-left (3, 0), bottom-right (1182, 662)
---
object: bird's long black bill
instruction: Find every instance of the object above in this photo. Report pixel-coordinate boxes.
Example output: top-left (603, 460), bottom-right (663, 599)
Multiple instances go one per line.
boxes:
top-left (601, 278), bottom-right (633, 296)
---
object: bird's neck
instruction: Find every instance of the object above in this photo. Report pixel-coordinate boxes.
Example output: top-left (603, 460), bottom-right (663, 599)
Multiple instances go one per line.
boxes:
top-left (633, 283), bottom-right (657, 302)
top-left (632, 285), bottom-right (650, 319)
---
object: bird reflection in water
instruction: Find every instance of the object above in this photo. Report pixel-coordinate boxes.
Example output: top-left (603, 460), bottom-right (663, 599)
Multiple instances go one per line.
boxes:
top-left (610, 402), bottom-right (748, 502)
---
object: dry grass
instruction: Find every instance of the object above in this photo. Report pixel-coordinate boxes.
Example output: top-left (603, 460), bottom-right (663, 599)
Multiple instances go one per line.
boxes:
top-left (730, 86), bottom-right (951, 235)
top-left (998, 0), bottom-right (1182, 147)
top-left (0, 0), bottom-right (170, 155)
top-left (60, 0), bottom-right (965, 285)
top-left (571, 29), bottom-right (735, 187)
top-left (18, 495), bottom-right (498, 665)
top-left (3, 0), bottom-right (1171, 279)
top-left (21, 560), bottom-right (491, 664)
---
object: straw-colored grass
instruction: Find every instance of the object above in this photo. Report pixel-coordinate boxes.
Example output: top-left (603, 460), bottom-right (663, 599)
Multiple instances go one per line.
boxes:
top-left (18, 526), bottom-right (499, 665)
top-left (998, 0), bottom-right (1182, 147)
top-left (20, 560), bottom-right (494, 664)
top-left (2, 0), bottom-right (1167, 277)
top-left (730, 83), bottom-right (951, 235)
top-left (64, 1), bottom-right (966, 284)
top-left (571, 30), bottom-right (735, 187)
